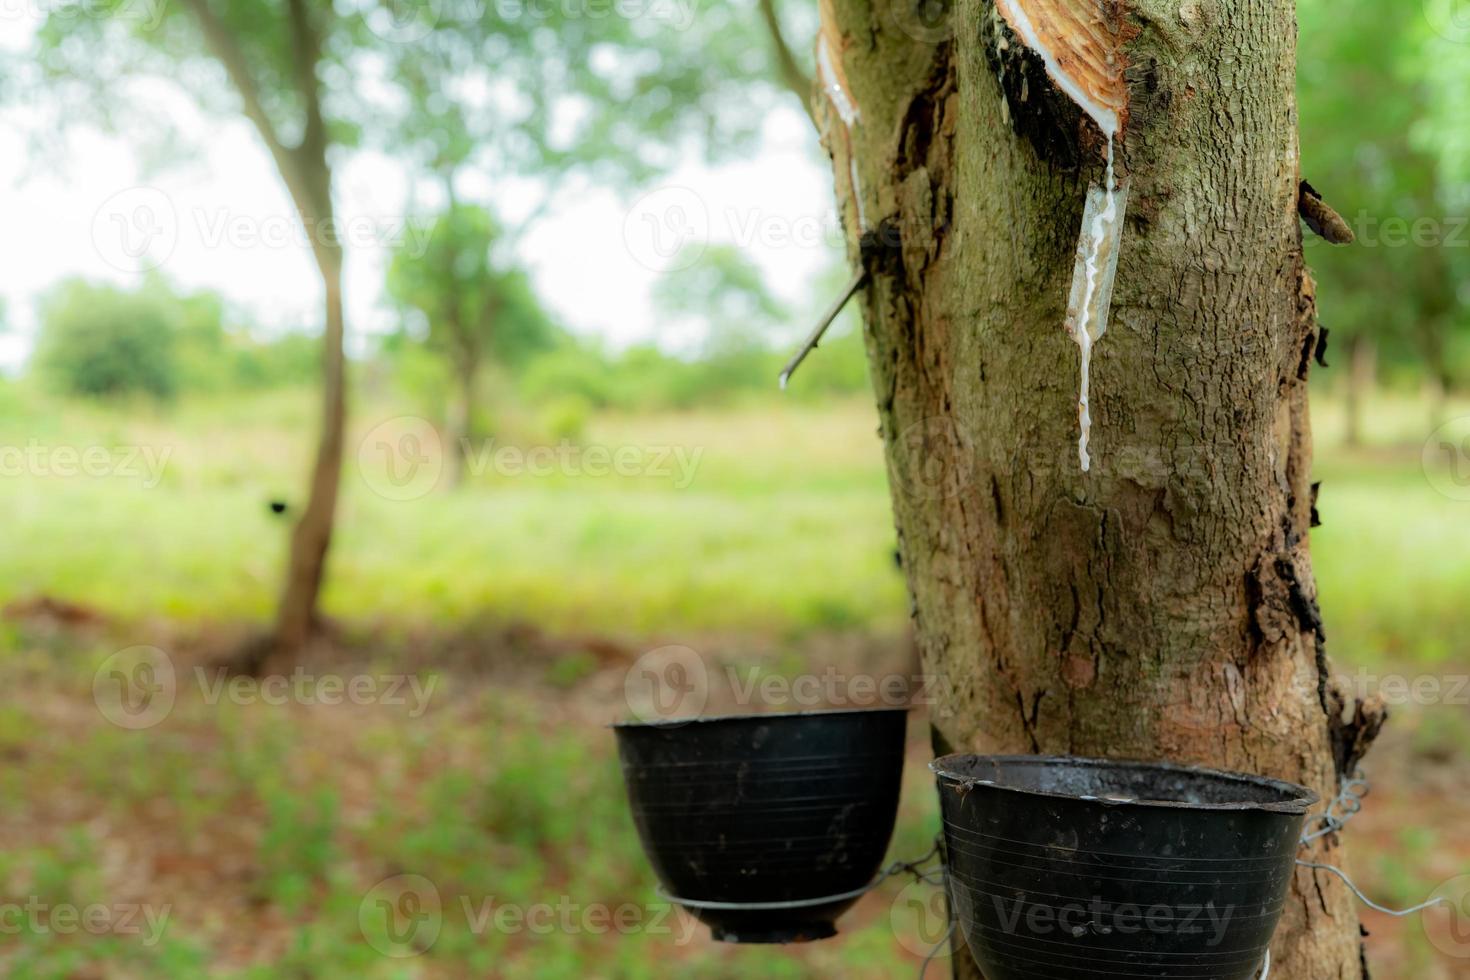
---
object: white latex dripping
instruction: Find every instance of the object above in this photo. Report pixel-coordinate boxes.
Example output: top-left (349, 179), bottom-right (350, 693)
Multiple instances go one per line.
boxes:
top-left (994, 0), bottom-right (1129, 472)
top-left (817, 35), bottom-right (867, 231)
top-left (1066, 139), bottom-right (1128, 472)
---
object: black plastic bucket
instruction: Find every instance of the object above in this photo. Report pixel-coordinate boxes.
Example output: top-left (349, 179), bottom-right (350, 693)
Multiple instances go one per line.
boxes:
top-left (615, 708), bottom-right (907, 943)
top-left (932, 755), bottom-right (1316, 980)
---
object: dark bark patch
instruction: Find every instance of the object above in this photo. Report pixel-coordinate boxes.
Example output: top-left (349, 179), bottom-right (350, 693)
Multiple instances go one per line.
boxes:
top-left (1326, 683), bottom-right (1389, 779)
top-left (1015, 689), bottom-right (1046, 753)
top-left (895, 40), bottom-right (955, 178)
top-left (982, 5), bottom-right (1083, 172)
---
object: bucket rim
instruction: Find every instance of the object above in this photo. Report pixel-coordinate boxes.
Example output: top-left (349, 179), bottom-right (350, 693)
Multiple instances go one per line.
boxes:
top-left (930, 753), bottom-right (1319, 814)
top-left (611, 705), bottom-right (910, 731)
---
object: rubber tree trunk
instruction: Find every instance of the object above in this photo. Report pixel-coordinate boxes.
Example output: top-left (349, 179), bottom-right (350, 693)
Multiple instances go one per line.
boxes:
top-left (815, 1), bottom-right (1381, 976)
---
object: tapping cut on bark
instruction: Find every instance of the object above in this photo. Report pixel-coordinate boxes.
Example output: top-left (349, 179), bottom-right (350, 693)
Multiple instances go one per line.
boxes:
top-left (993, 0), bottom-right (1132, 470)
top-left (817, 5), bottom-right (868, 230)
top-left (993, 0), bottom-right (1129, 138)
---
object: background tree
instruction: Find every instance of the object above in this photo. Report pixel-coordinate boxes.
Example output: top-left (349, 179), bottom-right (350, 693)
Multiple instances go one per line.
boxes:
top-left (36, 279), bottom-right (181, 401)
top-left (815, 0), bottom-right (1383, 974)
top-left (30, 0), bottom-right (797, 665)
top-left (36, 0), bottom-right (362, 663)
top-left (1299, 0), bottom-right (1467, 440)
top-left (652, 244), bottom-right (788, 351)
top-left (386, 204), bottom-right (554, 486)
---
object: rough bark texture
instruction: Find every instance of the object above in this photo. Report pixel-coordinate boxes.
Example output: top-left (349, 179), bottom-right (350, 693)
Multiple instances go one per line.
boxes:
top-left (816, 1), bottom-right (1381, 976)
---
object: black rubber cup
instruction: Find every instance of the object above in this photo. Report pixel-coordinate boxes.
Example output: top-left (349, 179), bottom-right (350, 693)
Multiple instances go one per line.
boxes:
top-left (615, 708), bottom-right (908, 943)
top-left (932, 755), bottom-right (1316, 980)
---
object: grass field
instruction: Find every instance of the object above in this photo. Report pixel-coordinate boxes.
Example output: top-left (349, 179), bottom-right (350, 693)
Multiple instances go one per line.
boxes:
top-left (4, 385), bottom-right (1469, 663)
top-left (2, 384), bottom-right (1468, 977)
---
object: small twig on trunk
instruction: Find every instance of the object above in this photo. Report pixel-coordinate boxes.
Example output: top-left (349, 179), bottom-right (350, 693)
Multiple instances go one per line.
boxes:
top-left (778, 269), bottom-right (867, 389)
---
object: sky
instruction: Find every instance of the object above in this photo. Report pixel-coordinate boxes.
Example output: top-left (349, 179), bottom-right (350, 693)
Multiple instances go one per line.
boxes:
top-left (0, 16), bottom-right (843, 373)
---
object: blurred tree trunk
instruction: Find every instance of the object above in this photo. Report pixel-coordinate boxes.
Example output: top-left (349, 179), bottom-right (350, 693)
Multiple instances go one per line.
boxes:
top-left (1344, 334), bottom-right (1376, 447)
top-left (1417, 245), bottom-right (1456, 432)
top-left (185, 0), bottom-right (346, 662)
top-left (447, 349), bottom-right (478, 489)
top-left (758, 0), bottom-right (816, 125)
top-left (816, 1), bottom-right (1379, 976)
top-left (273, 234), bottom-right (345, 656)
top-left (1422, 330), bottom-right (1451, 432)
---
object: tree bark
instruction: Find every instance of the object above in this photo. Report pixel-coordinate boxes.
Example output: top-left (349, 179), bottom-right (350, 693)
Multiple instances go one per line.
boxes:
top-left (816, 1), bottom-right (1379, 976)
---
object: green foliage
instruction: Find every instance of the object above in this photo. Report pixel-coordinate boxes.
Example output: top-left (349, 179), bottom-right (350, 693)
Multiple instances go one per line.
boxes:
top-left (387, 204), bottom-right (556, 371)
top-left (539, 393), bottom-right (593, 443)
top-left (370, 1), bottom-right (790, 192)
top-left (652, 245), bottom-right (787, 352)
top-left (35, 278), bottom-right (181, 399)
top-left (255, 780), bottom-right (340, 912)
top-left (1298, 0), bottom-right (1469, 385)
top-left (32, 277), bottom-right (319, 399)
top-left (516, 331), bottom-right (870, 413)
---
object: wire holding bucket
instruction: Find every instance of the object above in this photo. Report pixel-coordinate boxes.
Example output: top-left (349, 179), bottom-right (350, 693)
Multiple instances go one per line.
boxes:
top-left (1301, 770), bottom-right (1370, 845)
top-left (1297, 770), bottom-right (1453, 920)
top-left (1296, 860), bottom-right (1449, 918)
